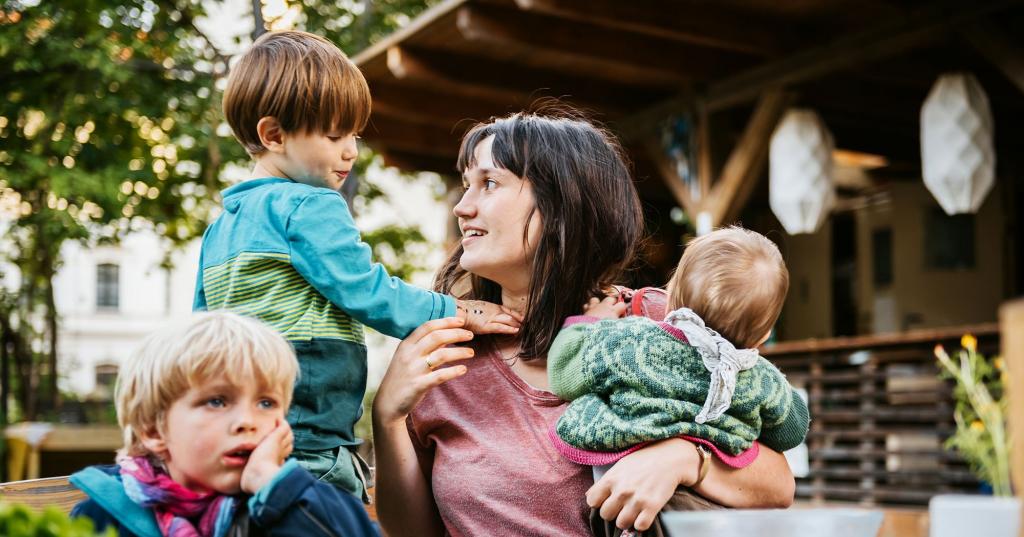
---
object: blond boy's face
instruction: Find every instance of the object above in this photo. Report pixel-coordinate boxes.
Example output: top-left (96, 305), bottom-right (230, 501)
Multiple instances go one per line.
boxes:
top-left (278, 130), bottom-right (359, 190)
top-left (141, 375), bottom-right (287, 494)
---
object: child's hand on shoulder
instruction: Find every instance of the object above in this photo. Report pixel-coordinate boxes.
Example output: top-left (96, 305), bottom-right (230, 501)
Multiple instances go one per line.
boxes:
top-left (456, 299), bottom-right (523, 335)
top-left (583, 296), bottom-right (626, 319)
top-left (240, 421), bottom-right (294, 494)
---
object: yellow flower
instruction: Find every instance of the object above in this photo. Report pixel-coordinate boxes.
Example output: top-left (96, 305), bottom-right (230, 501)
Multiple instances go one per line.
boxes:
top-left (962, 334), bottom-right (978, 353)
top-left (971, 420), bottom-right (985, 432)
top-left (994, 357), bottom-right (1004, 371)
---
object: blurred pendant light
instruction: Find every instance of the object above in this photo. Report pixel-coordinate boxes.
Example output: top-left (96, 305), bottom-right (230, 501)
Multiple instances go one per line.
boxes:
top-left (769, 109), bottom-right (836, 235)
top-left (921, 72), bottom-right (995, 215)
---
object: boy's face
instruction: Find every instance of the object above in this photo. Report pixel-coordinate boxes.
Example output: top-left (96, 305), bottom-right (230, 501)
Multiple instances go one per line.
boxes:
top-left (141, 375), bottom-right (287, 494)
top-left (277, 130), bottom-right (359, 191)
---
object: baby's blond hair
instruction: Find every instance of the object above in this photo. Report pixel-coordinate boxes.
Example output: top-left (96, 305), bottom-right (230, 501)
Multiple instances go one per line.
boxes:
top-left (115, 311), bottom-right (298, 456)
top-left (667, 226), bottom-right (789, 348)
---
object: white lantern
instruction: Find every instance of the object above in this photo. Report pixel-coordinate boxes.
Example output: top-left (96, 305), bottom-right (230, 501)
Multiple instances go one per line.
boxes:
top-left (769, 109), bottom-right (835, 235)
top-left (921, 72), bottom-right (995, 215)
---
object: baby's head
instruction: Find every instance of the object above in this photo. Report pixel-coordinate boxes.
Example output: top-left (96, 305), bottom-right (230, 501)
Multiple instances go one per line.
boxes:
top-left (666, 226), bottom-right (789, 349)
top-left (116, 311), bottom-right (298, 492)
top-left (223, 30), bottom-right (370, 189)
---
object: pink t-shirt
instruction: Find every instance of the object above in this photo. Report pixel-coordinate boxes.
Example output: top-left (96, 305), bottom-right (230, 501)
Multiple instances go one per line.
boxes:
top-left (407, 349), bottom-right (593, 537)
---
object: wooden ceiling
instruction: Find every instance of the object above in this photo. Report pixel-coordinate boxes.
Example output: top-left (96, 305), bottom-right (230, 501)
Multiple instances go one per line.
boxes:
top-left (353, 0), bottom-right (1024, 220)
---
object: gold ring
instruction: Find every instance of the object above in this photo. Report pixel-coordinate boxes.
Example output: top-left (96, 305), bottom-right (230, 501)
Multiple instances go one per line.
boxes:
top-left (424, 357), bottom-right (435, 370)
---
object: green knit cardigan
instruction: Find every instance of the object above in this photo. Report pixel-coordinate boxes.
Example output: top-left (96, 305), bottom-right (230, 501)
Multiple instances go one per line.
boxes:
top-left (548, 315), bottom-right (810, 455)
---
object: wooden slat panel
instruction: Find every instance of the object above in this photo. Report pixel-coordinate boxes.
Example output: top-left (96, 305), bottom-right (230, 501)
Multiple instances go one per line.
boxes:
top-left (0, 476), bottom-right (86, 514)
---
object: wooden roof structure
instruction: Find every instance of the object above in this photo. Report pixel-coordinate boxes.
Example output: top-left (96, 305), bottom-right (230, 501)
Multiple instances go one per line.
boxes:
top-left (354, 0), bottom-right (1024, 232)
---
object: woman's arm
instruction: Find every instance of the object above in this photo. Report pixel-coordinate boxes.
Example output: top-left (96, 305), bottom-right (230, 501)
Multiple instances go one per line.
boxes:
top-left (372, 317), bottom-right (476, 537)
top-left (587, 438), bottom-right (794, 531)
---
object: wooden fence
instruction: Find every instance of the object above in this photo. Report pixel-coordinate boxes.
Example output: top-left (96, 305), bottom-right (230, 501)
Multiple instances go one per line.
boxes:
top-left (763, 323), bottom-right (999, 507)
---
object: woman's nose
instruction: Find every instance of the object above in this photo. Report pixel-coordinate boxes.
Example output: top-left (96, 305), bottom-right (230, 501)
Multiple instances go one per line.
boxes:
top-left (453, 191), bottom-right (474, 218)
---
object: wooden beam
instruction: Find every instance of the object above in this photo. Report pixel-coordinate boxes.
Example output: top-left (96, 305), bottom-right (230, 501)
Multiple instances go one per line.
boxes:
top-left (363, 115), bottom-right (462, 158)
top-left (513, 0), bottom-right (782, 57)
top-left (455, 5), bottom-right (750, 87)
top-left (696, 104), bottom-right (712, 203)
top-left (961, 19), bottom-right (1024, 94)
top-left (384, 46), bottom-right (666, 116)
top-left (644, 140), bottom-right (698, 220)
top-left (371, 81), bottom-right (512, 128)
top-left (379, 148), bottom-right (457, 175)
top-left (1000, 299), bottom-right (1024, 537)
top-left (352, 0), bottom-right (467, 65)
top-left (707, 90), bottom-right (791, 226)
top-left (703, 0), bottom-right (1019, 111)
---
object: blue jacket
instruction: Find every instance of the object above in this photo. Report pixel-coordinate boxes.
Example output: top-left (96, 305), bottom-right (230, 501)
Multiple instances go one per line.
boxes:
top-left (69, 460), bottom-right (380, 537)
top-left (193, 178), bottom-right (455, 452)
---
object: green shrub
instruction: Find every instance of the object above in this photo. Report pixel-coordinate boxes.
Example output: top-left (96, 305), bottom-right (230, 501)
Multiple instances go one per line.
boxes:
top-left (0, 502), bottom-right (115, 537)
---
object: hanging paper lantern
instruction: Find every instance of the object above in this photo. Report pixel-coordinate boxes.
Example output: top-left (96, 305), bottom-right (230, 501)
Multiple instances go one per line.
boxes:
top-left (921, 72), bottom-right (995, 215)
top-left (769, 109), bottom-right (835, 235)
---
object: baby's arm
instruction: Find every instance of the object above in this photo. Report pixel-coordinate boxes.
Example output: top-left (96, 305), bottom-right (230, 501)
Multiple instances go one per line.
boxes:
top-left (757, 363), bottom-right (811, 452)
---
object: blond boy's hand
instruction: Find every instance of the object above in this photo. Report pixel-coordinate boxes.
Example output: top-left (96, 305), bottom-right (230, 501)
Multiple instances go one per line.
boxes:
top-left (240, 421), bottom-right (294, 494)
top-left (583, 296), bottom-right (627, 320)
top-left (456, 299), bottom-right (523, 335)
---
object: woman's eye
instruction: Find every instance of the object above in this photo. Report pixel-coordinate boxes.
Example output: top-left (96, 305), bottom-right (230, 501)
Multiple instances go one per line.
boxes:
top-left (484, 179), bottom-right (497, 190)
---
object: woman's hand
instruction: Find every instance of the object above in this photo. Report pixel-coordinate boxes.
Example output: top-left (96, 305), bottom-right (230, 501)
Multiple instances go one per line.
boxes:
top-left (373, 317), bottom-right (476, 426)
top-left (587, 438), bottom-right (698, 531)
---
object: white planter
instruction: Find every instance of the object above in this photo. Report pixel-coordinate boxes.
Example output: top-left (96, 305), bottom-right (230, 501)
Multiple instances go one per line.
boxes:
top-left (929, 494), bottom-right (1021, 537)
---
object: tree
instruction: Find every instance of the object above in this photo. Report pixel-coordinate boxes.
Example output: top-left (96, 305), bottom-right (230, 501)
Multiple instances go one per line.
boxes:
top-left (0, 0), bottom-right (437, 426)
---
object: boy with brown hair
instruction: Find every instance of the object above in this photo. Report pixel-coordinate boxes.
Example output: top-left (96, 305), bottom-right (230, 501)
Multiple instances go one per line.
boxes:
top-left (195, 30), bottom-right (519, 500)
top-left (548, 225), bottom-right (809, 479)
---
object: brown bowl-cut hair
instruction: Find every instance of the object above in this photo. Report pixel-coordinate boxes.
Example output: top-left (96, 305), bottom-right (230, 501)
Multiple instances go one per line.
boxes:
top-left (435, 111), bottom-right (644, 360)
top-left (223, 30), bottom-right (371, 155)
top-left (666, 226), bottom-right (790, 348)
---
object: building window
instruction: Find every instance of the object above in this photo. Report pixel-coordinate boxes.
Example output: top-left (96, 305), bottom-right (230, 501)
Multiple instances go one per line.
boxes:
top-left (924, 208), bottom-right (975, 270)
top-left (95, 363), bottom-right (118, 390)
top-left (96, 263), bottom-right (120, 310)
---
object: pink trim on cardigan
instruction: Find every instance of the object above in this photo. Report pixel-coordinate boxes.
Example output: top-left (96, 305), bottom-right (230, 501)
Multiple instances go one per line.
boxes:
top-left (548, 426), bottom-right (760, 469)
top-left (562, 315), bottom-right (602, 327)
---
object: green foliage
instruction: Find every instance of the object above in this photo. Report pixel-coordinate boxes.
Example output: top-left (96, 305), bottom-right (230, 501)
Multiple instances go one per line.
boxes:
top-left (0, 503), bottom-right (115, 537)
top-left (935, 335), bottom-right (1011, 496)
top-left (0, 0), bottom-right (439, 422)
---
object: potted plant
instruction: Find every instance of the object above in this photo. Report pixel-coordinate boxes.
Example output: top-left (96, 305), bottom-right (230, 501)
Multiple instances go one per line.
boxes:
top-left (929, 334), bottom-right (1020, 537)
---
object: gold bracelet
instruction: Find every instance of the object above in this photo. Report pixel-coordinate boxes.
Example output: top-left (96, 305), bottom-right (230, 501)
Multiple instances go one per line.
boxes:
top-left (692, 444), bottom-right (712, 487)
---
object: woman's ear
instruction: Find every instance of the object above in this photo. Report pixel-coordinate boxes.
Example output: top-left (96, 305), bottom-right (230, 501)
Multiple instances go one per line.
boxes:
top-left (256, 117), bottom-right (285, 153)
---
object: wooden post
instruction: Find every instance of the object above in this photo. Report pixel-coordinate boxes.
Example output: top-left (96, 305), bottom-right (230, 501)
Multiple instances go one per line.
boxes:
top-left (1000, 299), bottom-right (1024, 537)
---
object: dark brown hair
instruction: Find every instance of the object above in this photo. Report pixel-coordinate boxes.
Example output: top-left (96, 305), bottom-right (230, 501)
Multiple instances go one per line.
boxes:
top-left (435, 111), bottom-right (644, 360)
top-left (667, 226), bottom-right (790, 348)
top-left (223, 30), bottom-right (371, 155)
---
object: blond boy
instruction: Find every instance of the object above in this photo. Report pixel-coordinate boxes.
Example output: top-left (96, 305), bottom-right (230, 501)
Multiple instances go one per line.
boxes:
top-left (195, 30), bottom-right (518, 498)
top-left (70, 312), bottom-right (379, 536)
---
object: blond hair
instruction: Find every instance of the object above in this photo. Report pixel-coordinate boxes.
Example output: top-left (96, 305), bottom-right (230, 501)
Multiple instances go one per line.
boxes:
top-left (667, 226), bottom-right (789, 348)
top-left (116, 311), bottom-right (299, 456)
top-left (223, 30), bottom-right (371, 155)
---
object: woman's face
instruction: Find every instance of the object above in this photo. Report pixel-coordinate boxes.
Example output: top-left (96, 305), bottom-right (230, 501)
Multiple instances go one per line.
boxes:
top-left (454, 135), bottom-right (541, 294)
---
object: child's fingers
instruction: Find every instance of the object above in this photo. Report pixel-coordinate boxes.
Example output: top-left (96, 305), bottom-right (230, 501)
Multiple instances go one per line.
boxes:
top-left (611, 302), bottom-right (628, 316)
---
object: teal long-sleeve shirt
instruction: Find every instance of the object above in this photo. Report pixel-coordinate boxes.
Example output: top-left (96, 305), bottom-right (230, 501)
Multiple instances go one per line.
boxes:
top-left (194, 178), bottom-right (455, 451)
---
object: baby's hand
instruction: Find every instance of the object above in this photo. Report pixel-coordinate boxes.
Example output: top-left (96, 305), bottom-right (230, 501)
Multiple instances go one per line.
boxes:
top-left (240, 421), bottom-right (294, 494)
top-left (456, 299), bottom-right (523, 335)
top-left (583, 296), bottom-right (627, 320)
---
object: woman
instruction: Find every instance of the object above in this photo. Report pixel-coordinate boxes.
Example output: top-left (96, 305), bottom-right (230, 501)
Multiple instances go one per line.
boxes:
top-left (373, 112), bottom-right (795, 537)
